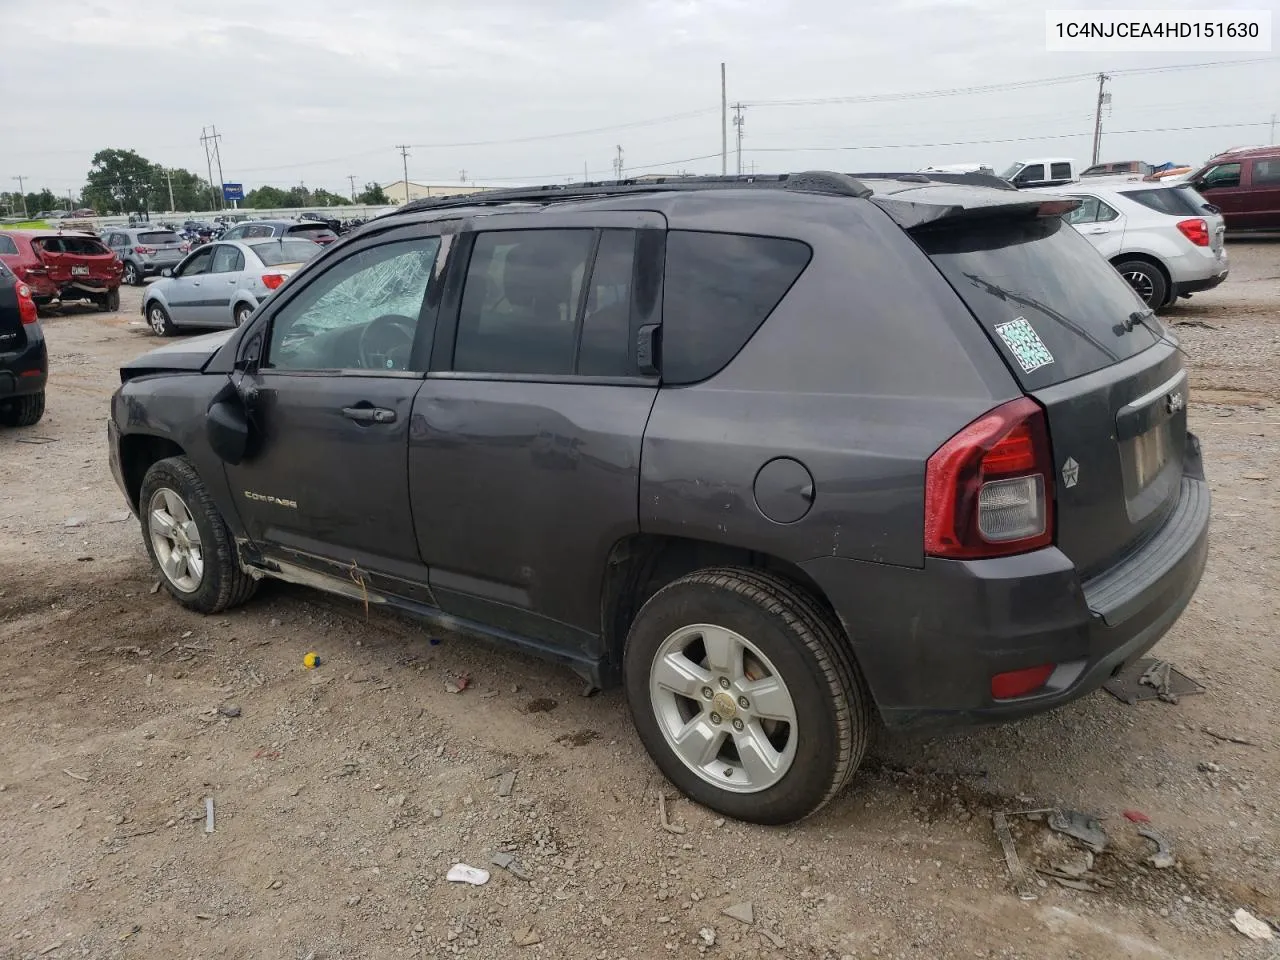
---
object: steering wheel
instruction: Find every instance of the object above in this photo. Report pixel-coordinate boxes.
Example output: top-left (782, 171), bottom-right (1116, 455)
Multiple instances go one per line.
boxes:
top-left (357, 314), bottom-right (416, 370)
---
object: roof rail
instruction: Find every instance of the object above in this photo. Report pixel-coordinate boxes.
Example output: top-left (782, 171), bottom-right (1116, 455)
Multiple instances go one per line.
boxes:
top-left (850, 170), bottom-right (1017, 191)
top-left (387, 170), bottom-right (873, 216)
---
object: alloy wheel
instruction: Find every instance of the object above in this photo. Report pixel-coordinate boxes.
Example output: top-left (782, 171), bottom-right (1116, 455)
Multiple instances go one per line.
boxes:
top-left (1122, 269), bottom-right (1155, 305)
top-left (147, 487), bottom-right (204, 593)
top-left (648, 623), bottom-right (799, 793)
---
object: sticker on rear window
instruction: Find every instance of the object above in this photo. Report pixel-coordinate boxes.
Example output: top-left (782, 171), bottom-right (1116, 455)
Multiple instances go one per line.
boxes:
top-left (994, 317), bottom-right (1054, 373)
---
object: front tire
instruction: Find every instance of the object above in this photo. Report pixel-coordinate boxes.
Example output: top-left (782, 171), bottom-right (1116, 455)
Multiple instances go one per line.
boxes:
top-left (624, 567), bottom-right (872, 825)
top-left (139, 456), bottom-right (257, 614)
top-left (147, 301), bottom-right (175, 336)
top-left (1115, 259), bottom-right (1168, 310)
top-left (0, 391), bottom-right (45, 427)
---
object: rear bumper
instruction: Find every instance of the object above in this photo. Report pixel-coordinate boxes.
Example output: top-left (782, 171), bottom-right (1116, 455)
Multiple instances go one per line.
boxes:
top-left (0, 339), bottom-right (49, 397)
top-left (1173, 271), bottom-right (1228, 297)
top-left (801, 440), bottom-right (1210, 730)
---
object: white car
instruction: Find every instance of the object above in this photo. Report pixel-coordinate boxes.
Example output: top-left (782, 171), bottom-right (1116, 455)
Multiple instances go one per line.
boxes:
top-left (1060, 177), bottom-right (1229, 310)
top-left (142, 238), bottom-right (321, 336)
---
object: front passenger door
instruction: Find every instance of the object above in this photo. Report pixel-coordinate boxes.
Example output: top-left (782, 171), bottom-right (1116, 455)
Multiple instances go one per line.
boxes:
top-left (223, 228), bottom-right (448, 600)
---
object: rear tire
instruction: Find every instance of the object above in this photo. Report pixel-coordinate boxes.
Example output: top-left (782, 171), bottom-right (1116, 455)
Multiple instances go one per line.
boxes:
top-left (96, 288), bottom-right (121, 312)
top-left (623, 567), bottom-right (872, 825)
top-left (234, 303), bottom-right (253, 327)
top-left (122, 261), bottom-right (142, 286)
top-left (0, 391), bottom-right (45, 427)
top-left (139, 456), bottom-right (258, 614)
top-left (147, 301), bottom-right (176, 336)
top-left (1114, 259), bottom-right (1168, 310)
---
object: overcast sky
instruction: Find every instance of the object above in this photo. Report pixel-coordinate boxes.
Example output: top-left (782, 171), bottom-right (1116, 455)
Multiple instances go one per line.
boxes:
top-left (2, 0), bottom-right (1277, 199)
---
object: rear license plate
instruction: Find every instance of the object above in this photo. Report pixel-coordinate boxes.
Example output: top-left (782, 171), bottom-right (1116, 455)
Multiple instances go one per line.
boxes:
top-left (71, 265), bottom-right (89, 276)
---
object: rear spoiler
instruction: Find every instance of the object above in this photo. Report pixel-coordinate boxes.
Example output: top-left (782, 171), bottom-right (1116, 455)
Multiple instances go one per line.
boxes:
top-left (850, 171), bottom-right (1016, 191)
top-left (868, 185), bottom-right (1081, 230)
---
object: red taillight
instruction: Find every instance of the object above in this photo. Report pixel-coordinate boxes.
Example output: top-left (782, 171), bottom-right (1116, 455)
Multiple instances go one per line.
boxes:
top-left (924, 397), bottom-right (1054, 559)
top-left (133, 245), bottom-right (155, 255)
top-left (261, 273), bottom-right (287, 290)
top-left (16, 282), bottom-right (38, 324)
top-left (991, 664), bottom-right (1055, 700)
top-left (1176, 218), bottom-right (1210, 247)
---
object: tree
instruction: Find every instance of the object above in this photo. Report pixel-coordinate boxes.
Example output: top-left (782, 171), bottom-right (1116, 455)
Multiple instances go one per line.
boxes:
top-left (25, 188), bottom-right (62, 215)
top-left (244, 185), bottom-right (290, 209)
top-left (357, 182), bottom-right (388, 204)
top-left (150, 167), bottom-right (216, 211)
top-left (83, 149), bottom-right (158, 214)
top-left (311, 188), bottom-right (346, 207)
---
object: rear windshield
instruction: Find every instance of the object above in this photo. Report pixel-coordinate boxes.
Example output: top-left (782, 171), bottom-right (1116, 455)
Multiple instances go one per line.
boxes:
top-left (34, 236), bottom-right (110, 255)
top-left (1120, 186), bottom-right (1206, 217)
top-left (138, 231), bottom-right (181, 245)
top-left (288, 225), bottom-right (337, 241)
top-left (250, 238), bottom-right (321, 266)
top-left (916, 216), bottom-right (1158, 389)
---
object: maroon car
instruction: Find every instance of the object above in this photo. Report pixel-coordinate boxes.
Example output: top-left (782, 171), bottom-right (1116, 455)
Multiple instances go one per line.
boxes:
top-left (0, 230), bottom-right (124, 310)
top-left (1186, 146), bottom-right (1280, 233)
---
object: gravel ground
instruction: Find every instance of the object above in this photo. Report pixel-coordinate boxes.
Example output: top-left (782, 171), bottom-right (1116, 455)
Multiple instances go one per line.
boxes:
top-left (0, 243), bottom-right (1277, 960)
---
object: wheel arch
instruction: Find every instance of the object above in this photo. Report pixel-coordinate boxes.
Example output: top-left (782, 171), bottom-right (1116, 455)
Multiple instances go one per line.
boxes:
top-left (600, 533), bottom-right (841, 667)
top-left (1109, 251), bottom-right (1171, 288)
top-left (119, 433), bottom-right (186, 510)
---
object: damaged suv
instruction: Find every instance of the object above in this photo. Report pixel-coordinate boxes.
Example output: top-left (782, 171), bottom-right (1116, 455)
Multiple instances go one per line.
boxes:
top-left (108, 172), bottom-right (1210, 824)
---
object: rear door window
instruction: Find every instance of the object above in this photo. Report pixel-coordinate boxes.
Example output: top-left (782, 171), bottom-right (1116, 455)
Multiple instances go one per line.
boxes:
top-left (1253, 159), bottom-right (1280, 185)
top-left (1050, 162), bottom-right (1072, 180)
top-left (916, 217), bottom-right (1157, 390)
top-left (288, 225), bottom-right (337, 242)
top-left (578, 229), bottom-right (636, 377)
top-left (661, 231), bottom-right (812, 385)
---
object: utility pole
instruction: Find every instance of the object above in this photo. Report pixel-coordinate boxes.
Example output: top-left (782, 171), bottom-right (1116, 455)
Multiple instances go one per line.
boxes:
top-left (12, 176), bottom-right (26, 216)
top-left (720, 62), bottom-right (728, 176)
top-left (163, 169), bottom-right (176, 212)
top-left (395, 145), bottom-right (411, 203)
top-left (732, 103), bottom-right (745, 176)
top-left (1271, 112), bottom-right (1277, 144)
top-left (1090, 73), bottom-right (1110, 166)
top-left (347, 174), bottom-right (357, 201)
top-left (614, 145), bottom-right (624, 180)
top-left (199, 126), bottom-right (219, 210)
top-left (66, 188), bottom-right (74, 211)
top-left (211, 125), bottom-right (225, 208)
top-left (584, 161), bottom-right (589, 183)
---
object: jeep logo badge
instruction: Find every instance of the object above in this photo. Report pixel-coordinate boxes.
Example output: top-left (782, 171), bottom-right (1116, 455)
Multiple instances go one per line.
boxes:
top-left (1167, 391), bottom-right (1185, 414)
top-left (1062, 457), bottom-right (1080, 489)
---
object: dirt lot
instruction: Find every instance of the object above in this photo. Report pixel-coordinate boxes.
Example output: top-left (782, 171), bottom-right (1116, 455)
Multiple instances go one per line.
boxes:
top-left (1, 246), bottom-right (1277, 960)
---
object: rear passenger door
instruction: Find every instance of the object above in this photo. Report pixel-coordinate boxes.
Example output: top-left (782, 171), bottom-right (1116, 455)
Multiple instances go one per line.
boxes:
top-left (1238, 158), bottom-right (1280, 231)
top-left (205, 243), bottom-right (246, 326)
top-left (409, 211), bottom-right (665, 662)
top-left (1063, 195), bottom-right (1125, 258)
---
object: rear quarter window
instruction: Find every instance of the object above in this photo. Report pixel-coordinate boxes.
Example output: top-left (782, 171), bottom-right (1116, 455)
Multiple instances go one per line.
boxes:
top-left (0, 235), bottom-right (17, 255)
top-left (661, 231), bottom-right (811, 385)
top-left (917, 217), bottom-right (1158, 390)
top-left (1121, 188), bottom-right (1202, 217)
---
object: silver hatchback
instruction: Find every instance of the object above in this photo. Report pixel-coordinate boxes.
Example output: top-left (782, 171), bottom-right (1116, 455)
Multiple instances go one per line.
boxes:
top-left (103, 227), bottom-right (188, 286)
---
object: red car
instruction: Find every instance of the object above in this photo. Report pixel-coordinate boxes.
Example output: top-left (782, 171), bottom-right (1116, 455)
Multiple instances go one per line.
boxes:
top-left (0, 229), bottom-right (124, 310)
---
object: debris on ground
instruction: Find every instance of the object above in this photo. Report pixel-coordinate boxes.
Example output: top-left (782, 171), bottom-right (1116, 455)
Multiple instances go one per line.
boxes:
top-left (1047, 809), bottom-right (1107, 853)
top-left (1230, 908), bottom-right (1274, 941)
top-left (446, 863), bottom-right (489, 885)
top-left (721, 902), bottom-right (754, 925)
top-left (303, 652), bottom-right (321, 669)
top-left (1102, 657), bottom-right (1205, 705)
top-left (444, 672), bottom-right (471, 694)
top-left (1198, 760), bottom-right (1222, 773)
top-left (497, 770), bottom-right (517, 797)
top-left (217, 703), bottom-right (241, 718)
top-left (759, 929), bottom-right (784, 948)
top-left (1122, 809), bottom-right (1151, 824)
top-left (1137, 826), bottom-right (1176, 869)
top-left (991, 812), bottom-right (1038, 901)
top-left (1203, 728), bottom-right (1256, 746)
top-left (657, 793), bottom-right (686, 835)
top-left (698, 927), bottom-right (716, 946)
top-left (204, 796), bottom-right (214, 834)
top-left (513, 927), bottom-right (542, 946)
top-left (490, 851), bottom-right (532, 881)
top-left (149, 581), bottom-right (161, 594)
top-left (62, 768), bottom-right (89, 782)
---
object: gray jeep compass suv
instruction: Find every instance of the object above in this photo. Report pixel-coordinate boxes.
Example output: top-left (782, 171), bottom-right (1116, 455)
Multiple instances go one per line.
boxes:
top-left (107, 172), bottom-right (1209, 824)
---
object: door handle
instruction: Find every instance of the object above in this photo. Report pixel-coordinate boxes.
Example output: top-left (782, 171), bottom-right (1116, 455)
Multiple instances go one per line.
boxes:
top-left (1086, 227), bottom-right (1107, 234)
top-left (342, 405), bottom-right (396, 424)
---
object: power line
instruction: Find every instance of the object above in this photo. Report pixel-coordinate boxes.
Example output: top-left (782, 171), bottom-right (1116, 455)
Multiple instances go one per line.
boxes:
top-left (742, 119), bottom-right (1276, 154)
top-left (405, 108), bottom-right (717, 150)
top-left (744, 56), bottom-right (1280, 108)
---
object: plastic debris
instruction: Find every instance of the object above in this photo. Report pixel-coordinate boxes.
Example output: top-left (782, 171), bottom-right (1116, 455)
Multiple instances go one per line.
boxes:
top-left (657, 793), bottom-right (686, 835)
top-left (1230, 908), bottom-right (1273, 941)
top-left (217, 703), bottom-right (241, 718)
top-left (303, 652), bottom-right (321, 669)
top-left (444, 672), bottom-right (471, 694)
top-left (721, 902), bottom-right (754, 925)
top-left (699, 927), bottom-right (717, 946)
top-left (497, 771), bottom-right (517, 798)
top-left (513, 927), bottom-right (541, 946)
top-left (491, 851), bottom-right (532, 881)
top-left (204, 797), bottom-right (214, 834)
top-left (1047, 808), bottom-right (1107, 853)
top-left (1122, 809), bottom-right (1151, 824)
top-left (446, 863), bottom-right (489, 885)
top-left (1137, 826), bottom-right (1175, 869)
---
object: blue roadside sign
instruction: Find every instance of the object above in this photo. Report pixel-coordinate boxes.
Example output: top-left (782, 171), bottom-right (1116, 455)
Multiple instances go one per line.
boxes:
top-left (222, 183), bottom-right (244, 201)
